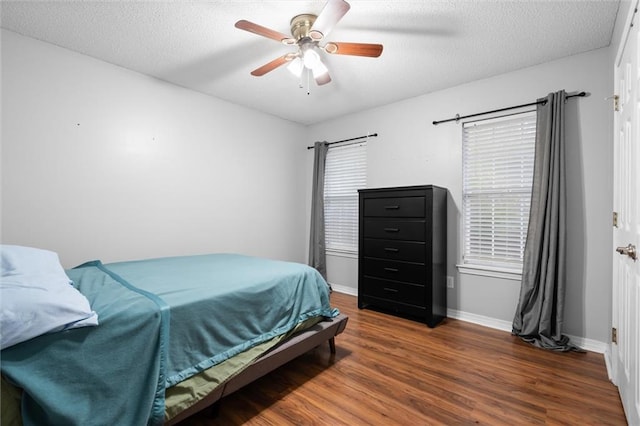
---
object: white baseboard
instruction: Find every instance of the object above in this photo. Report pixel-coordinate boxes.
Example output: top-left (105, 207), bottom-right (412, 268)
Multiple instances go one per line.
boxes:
top-left (447, 308), bottom-right (608, 354)
top-left (567, 335), bottom-right (609, 354)
top-left (446, 308), bottom-right (513, 333)
top-left (329, 283), bottom-right (357, 297)
top-left (328, 288), bottom-right (610, 356)
top-left (603, 346), bottom-right (615, 382)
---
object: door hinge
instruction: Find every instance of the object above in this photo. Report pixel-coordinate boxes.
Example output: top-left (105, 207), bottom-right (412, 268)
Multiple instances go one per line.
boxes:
top-left (612, 327), bottom-right (618, 344)
top-left (613, 211), bottom-right (619, 228)
top-left (607, 94), bottom-right (620, 112)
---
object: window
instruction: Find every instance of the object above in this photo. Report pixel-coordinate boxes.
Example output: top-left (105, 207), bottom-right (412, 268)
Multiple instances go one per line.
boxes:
top-left (324, 141), bottom-right (367, 254)
top-left (461, 111), bottom-right (536, 274)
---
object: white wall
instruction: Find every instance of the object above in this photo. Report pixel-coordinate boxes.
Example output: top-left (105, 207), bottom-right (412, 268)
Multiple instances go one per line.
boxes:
top-left (307, 47), bottom-right (613, 345)
top-left (1, 28), bottom-right (616, 346)
top-left (1, 30), bottom-right (308, 268)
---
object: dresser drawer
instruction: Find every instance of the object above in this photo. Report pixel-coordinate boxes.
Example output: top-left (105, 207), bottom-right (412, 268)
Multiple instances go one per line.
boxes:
top-left (363, 219), bottom-right (426, 241)
top-left (363, 239), bottom-right (427, 263)
top-left (363, 258), bottom-right (426, 284)
top-left (363, 196), bottom-right (425, 217)
top-left (360, 277), bottom-right (425, 306)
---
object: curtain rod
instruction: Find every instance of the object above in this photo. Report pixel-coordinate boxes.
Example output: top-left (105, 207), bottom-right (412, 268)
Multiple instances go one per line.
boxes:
top-left (307, 133), bottom-right (378, 150)
top-left (432, 91), bottom-right (587, 126)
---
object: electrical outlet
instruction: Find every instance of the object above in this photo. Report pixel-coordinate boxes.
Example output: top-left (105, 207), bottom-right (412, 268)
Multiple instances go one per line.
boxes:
top-left (447, 276), bottom-right (454, 289)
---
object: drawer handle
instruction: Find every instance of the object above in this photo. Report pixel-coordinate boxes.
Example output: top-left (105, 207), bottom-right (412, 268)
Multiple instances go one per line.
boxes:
top-left (383, 287), bottom-right (399, 293)
top-left (384, 247), bottom-right (399, 252)
top-left (384, 205), bottom-right (400, 210)
top-left (384, 267), bottom-right (399, 272)
top-left (384, 228), bottom-right (399, 233)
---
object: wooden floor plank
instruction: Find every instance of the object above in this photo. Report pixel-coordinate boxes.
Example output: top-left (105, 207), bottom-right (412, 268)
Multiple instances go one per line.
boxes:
top-left (177, 292), bottom-right (627, 425)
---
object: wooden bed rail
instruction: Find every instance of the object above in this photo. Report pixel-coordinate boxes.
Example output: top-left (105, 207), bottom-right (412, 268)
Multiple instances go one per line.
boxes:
top-left (165, 314), bottom-right (349, 425)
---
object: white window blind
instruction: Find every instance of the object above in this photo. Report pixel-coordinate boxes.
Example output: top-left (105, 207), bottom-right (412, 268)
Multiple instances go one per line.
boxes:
top-left (324, 141), bottom-right (367, 253)
top-left (462, 111), bottom-right (536, 270)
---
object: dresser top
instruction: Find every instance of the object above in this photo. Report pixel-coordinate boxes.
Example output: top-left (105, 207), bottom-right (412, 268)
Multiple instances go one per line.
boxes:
top-left (358, 184), bottom-right (447, 193)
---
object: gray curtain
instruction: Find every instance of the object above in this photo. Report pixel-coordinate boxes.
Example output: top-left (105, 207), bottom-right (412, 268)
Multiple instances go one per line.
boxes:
top-left (309, 141), bottom-right (328, 280)
top-left (512, 90), bottom-right (581, 352)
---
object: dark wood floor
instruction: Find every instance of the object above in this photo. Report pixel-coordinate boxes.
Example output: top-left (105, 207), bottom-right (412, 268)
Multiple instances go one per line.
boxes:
top-left (178, 292), bottom-right (627, 425)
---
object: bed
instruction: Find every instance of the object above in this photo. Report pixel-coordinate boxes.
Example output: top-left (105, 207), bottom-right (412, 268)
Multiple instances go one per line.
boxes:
top-left (0, 247), bottom-right (347, 425)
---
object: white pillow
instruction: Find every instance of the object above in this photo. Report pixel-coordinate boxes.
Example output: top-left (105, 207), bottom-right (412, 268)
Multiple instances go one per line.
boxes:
top-left (0, 245), bottom-right (98, 350)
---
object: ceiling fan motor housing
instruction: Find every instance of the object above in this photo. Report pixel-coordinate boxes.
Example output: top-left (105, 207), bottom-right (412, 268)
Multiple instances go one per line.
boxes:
top-left (290, 14), bottom-right (322, 41)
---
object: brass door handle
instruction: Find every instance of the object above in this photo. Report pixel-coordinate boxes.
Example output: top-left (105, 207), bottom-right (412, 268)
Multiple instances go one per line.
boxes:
top-left (616, 244), bottom-right (637, 261)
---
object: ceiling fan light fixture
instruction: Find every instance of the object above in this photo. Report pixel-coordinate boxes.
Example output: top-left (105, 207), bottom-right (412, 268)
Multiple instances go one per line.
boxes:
top-left (302, 48), bottom-right (321, 69)
top-left (311, 60), bottom-right (329, 78)
top-left (287, 57), bottom-right (304, 78)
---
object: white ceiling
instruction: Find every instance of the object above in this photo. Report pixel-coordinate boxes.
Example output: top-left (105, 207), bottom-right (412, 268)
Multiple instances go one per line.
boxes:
top-left (1, 1), bottom-right (621, 125)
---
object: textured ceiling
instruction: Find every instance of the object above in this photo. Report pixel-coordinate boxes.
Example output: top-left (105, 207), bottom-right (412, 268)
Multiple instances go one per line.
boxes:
top-left (1, 1), bottom-right (621, 125)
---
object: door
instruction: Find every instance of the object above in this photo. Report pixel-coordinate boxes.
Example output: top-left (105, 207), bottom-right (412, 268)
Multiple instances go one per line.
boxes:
top-left (613, 3), bottom-right (640, 425)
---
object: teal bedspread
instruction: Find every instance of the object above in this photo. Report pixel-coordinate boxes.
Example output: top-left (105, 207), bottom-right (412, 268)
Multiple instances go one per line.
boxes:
top-left (1, 254), bottom-right (337, 426)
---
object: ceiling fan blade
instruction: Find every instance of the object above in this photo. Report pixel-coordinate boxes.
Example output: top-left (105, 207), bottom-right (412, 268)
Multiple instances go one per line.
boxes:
top-left (324, 42), bottom-right (383, 57)
top-left (313, 64), bottom-right (332, 86)
top-left (314, 71), bottom-right (332, 86)
top-left (235, 20), bottom-right (296, 44)
top-left (250, 55), bottom-right (293, 76)
top-left (308, 0), bottom-right (351, 40)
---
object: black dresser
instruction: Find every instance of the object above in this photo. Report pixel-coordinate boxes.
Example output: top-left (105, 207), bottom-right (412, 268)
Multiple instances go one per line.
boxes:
top-left (358, 185), bottom-right (447, 327)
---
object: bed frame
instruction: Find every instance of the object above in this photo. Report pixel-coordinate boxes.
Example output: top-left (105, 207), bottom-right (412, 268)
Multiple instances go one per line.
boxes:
top-left (165, 313), bottom-right (349, 425)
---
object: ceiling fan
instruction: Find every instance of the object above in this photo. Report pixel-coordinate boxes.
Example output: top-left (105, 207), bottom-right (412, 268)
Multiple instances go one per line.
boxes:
top-left (235, 0), bottom-right (383, 86)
